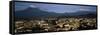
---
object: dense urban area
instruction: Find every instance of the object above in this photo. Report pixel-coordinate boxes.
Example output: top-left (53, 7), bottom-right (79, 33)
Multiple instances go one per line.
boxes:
top-left (14, 17), bottom-right (97, 34)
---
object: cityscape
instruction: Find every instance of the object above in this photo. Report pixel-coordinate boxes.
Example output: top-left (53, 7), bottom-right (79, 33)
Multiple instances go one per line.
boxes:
top-left (14, 2), bottom-right (97, 34)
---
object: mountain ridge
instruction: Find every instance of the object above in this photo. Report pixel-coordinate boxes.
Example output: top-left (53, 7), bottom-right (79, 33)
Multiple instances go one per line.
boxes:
top-left (15, 7), bottom-right (96, 18)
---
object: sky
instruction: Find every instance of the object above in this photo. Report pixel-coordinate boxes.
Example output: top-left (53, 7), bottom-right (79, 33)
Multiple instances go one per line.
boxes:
top-left (15, 2), bottom-right (97, 13)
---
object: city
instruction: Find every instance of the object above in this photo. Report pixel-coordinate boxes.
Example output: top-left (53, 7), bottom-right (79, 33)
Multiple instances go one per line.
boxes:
top-left (15, 17), bottom-right (97, 33)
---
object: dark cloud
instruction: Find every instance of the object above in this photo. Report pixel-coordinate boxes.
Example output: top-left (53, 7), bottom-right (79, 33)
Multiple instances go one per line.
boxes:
top-left (15, 2), bottom-right (97, 13)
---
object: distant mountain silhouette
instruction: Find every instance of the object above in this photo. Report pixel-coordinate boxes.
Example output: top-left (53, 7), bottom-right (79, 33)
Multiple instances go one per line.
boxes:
top-left (15, 7), bottom-right (61, 17)
top-left (63, 11), bottom-right (96, 16)
top-left (15, 7), bottom-right (96, 18)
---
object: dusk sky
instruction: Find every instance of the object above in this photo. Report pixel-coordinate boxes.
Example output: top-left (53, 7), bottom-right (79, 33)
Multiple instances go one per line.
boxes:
top-left (15, 2), bottom-right (97, 13)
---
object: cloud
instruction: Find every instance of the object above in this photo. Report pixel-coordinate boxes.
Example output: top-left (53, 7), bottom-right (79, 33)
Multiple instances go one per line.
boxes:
top-left (79, 8), bottom-right (90, 11)
top-left (29, 5), bottom-right (37, 8)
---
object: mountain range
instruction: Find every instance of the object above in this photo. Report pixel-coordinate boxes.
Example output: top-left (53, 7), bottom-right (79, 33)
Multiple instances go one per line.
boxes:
top-left (15, 7), bottom-right (96, 18)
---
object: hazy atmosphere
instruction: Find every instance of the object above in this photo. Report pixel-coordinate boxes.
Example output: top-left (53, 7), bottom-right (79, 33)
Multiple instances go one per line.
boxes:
top-left (14, 2), bottom-right (97, 34)
top-left (15, 2), bottom-right (97, 13)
